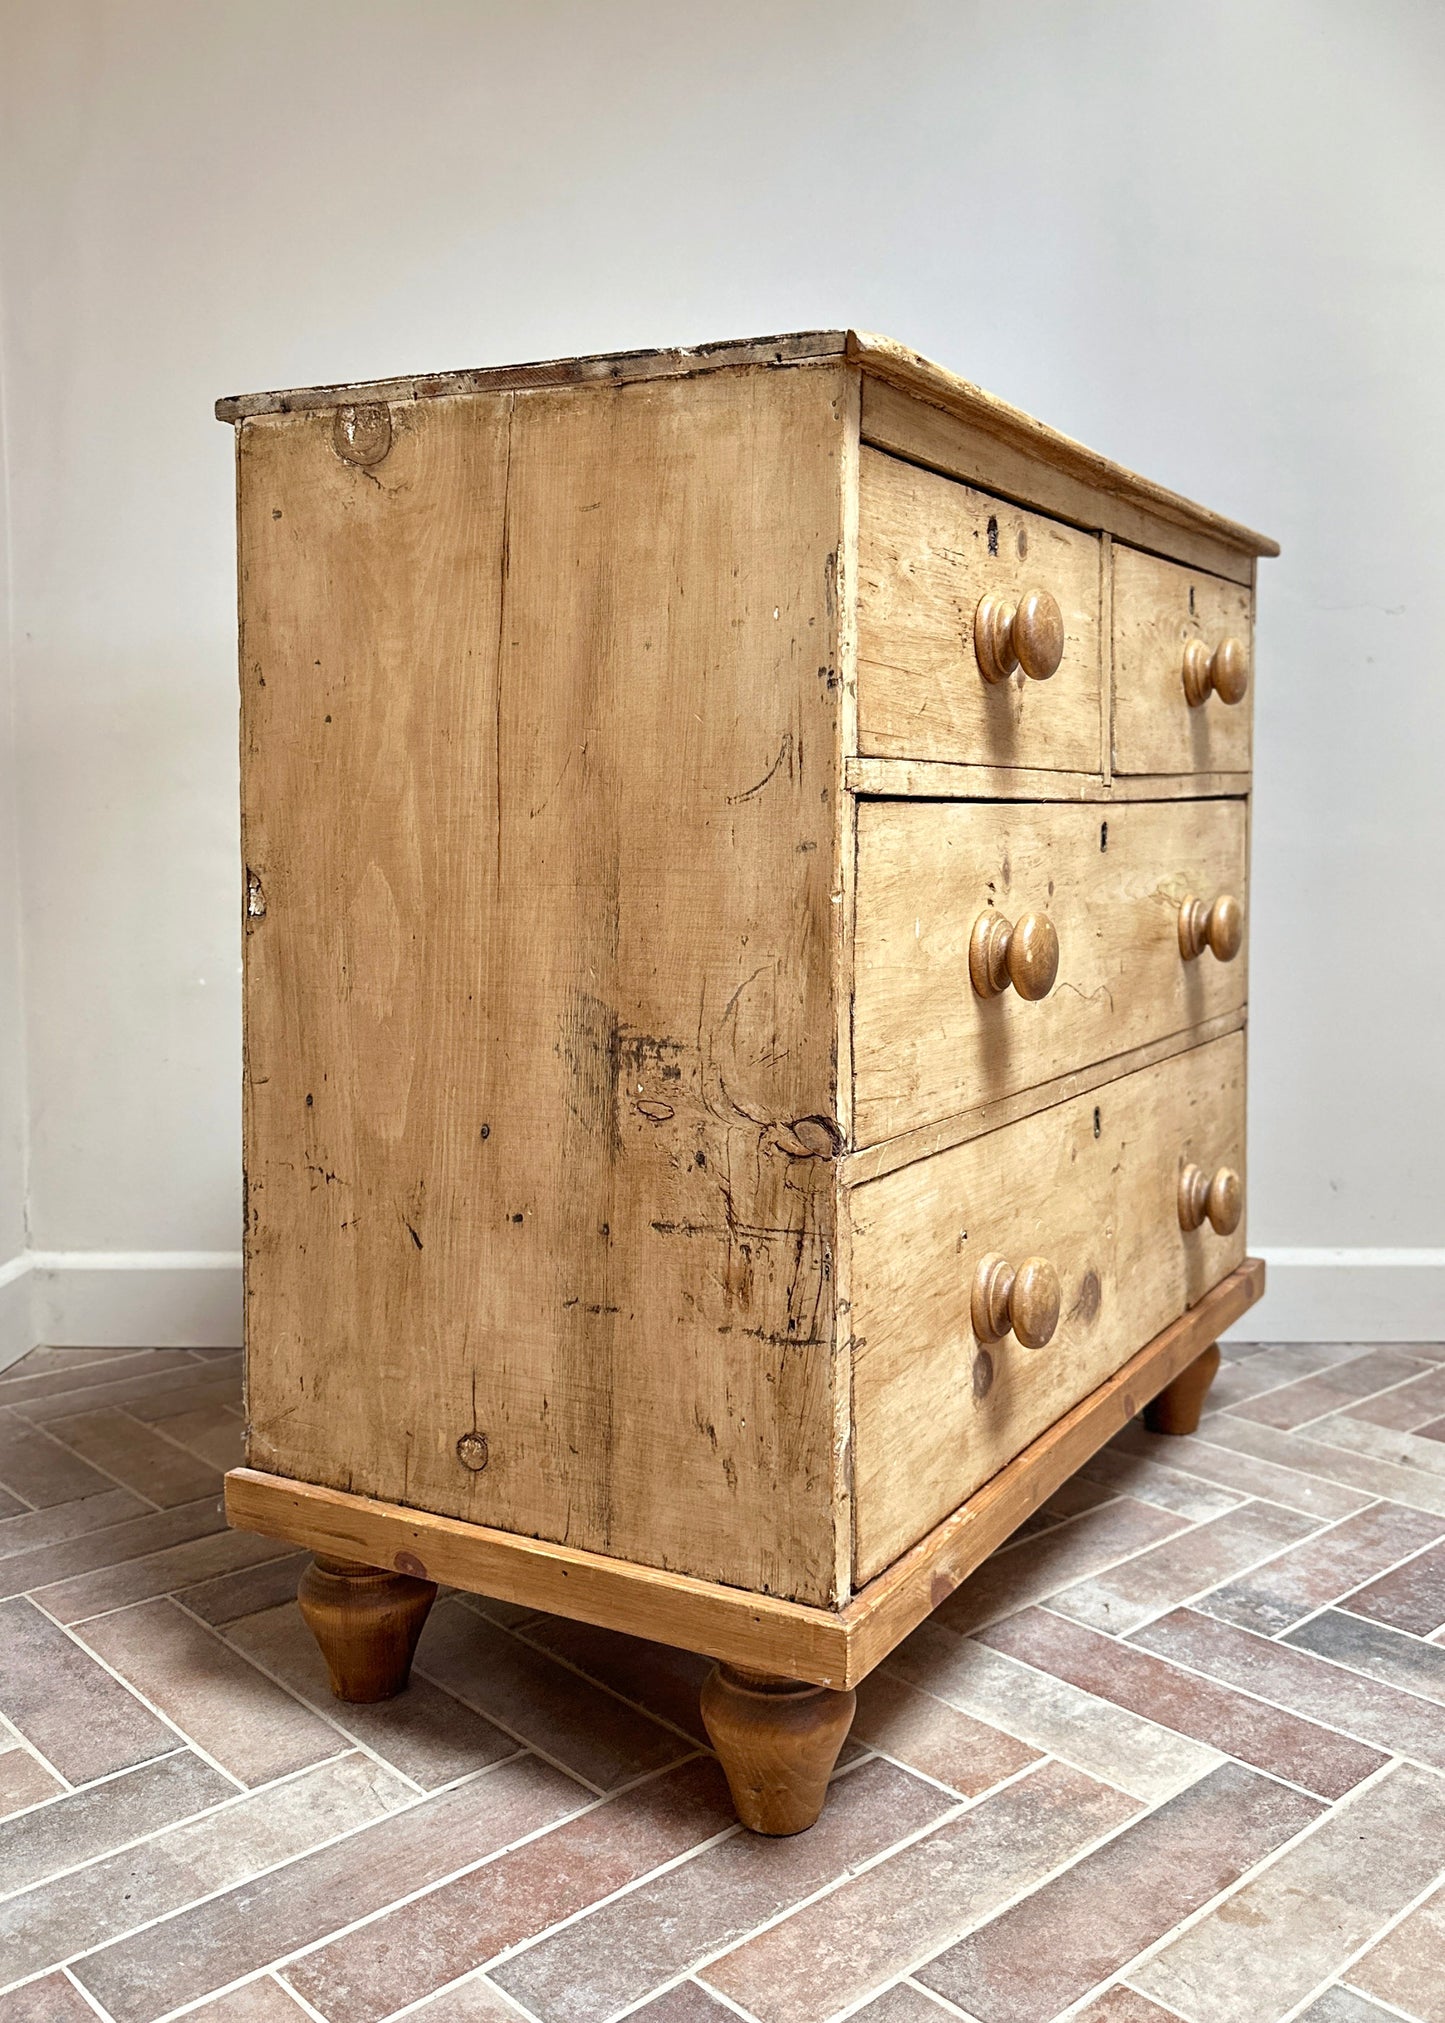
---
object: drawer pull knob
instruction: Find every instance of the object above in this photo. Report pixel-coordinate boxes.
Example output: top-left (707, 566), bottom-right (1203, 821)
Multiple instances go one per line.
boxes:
top-left (1182, 635), bottom-right (1249, 707)
top-left (970, 909), bottom-right (1060, 1001)
top-left (972, 1253), bottom-right (1061, 1350)
top-left (1179, 1163), bottom-right (1243, 1235)
top-left (1178, 893), bottom-right (1243, 963)
top-left (975, 589), bottom-right (1065, 684)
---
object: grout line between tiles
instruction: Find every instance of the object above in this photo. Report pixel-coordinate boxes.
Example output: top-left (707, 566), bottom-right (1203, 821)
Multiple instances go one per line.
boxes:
top-left (60, 1963), bottom-right (118, 2020)
top-left (1250, 1524), bottom-right (1445, 1646)
top-left (1270, 1857), bottom-right (1445, 2022)
top-left (49, 1543), bottom-right (297, 1629)
top-left (119, 1402), bottom-right (234, 1473)
top-left (1262, 1356), bottom-right (1445, 1434)
top-left (900, 1978), bottom-right (986, 2023)
top-left (1333, 1980), bottom-right (1440, 2023)
top-left (0, 1744), bottom-right (192, 1839)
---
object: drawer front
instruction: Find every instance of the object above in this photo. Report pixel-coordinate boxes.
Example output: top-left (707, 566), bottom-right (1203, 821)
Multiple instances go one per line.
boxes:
top-left (1113, 545), bottom-right (1253, 776)
top-left (857, 448), bottom-right (1102, 773)
top-left (851, 1032), bottom-right (1246, 1581)
top-left (854, 796), bottom-right (1247, 1147)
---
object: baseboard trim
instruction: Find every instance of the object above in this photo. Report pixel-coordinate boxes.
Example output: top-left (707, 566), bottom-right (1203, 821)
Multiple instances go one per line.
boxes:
top-left (1222, 1248), bottom-right (1445, 1343)
top-left (1, 1250), bottom-right (243, 1356)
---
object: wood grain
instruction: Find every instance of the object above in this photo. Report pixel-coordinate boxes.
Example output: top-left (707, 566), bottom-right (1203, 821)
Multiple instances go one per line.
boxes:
top-left (239, 364), bottom-right (851, 1605)
top-left (845, 758), bottom-right (1251, 801)
top-left (853, 796), bottom-right (1248, 1144)
top-left (1113, 545), bottom-right (1254, 775)
top-left (857, 448), bottom-right (1103, 772)
top-left (850, 1032), bottom-right (1247, 1580)
top-left (224, 1259), bottom-right (1263, 1688)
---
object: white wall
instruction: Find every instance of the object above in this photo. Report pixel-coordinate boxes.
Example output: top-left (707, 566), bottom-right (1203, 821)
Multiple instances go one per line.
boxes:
top-left (0, 0), bottom-right (1441, 1352)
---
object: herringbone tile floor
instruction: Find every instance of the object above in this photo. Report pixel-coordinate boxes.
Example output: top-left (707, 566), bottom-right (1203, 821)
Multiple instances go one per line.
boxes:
top-left (2, 1340), bottom-right (1445, 2023)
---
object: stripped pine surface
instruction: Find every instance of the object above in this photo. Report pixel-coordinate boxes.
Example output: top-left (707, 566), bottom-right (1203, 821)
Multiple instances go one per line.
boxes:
top-left (2, 1341), bottom-right (1445, 2022)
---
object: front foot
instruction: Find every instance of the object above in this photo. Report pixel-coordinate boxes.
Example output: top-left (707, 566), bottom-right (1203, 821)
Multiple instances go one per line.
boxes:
top-left (700, 1664), bottom-right (856, 1835)
top-left (297, 1555), bottom-right (437, 1702)
top-left (1144, 1342), bottom-right (1222, 1436)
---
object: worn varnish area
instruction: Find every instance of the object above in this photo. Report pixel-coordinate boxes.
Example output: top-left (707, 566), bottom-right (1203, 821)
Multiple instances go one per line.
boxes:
top-left (240, 366), bottom-right (849, 1603)
top-left (853, 796), bottom-right (1248, 1144)
top-left (849, 1032), bottom-right (1247, 1580)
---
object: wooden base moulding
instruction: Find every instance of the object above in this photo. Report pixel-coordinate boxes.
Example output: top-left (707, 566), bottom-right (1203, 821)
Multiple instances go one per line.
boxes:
top-left (227, 1258), bottom-right (1261, 1693)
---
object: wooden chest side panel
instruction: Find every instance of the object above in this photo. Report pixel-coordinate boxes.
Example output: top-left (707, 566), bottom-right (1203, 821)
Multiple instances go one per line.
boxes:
top-left (850, 1032), bottom-right (1246, 1581)
top-left (239, 364), bottom-right (849, 1604)
top-left (1112, 545), bottom-right (1254, 776)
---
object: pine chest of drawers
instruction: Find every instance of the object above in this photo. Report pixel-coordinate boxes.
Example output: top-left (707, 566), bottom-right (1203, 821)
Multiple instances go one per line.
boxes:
top-left (219, 331), bottom-right (1274, 1833)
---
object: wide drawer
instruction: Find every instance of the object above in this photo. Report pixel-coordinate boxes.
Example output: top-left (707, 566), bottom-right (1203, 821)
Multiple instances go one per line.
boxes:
top-left (857, 447), bottom-right (1102, 773)
top-left (1113, 544), bottom-right (1253, 776)
top-left (850, 1031), bottom-right (1246, 1581)
top-left (853, 795), bottom-right (1247, 1146)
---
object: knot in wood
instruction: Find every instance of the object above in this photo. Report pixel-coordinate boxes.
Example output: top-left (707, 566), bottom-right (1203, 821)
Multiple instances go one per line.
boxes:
top-left (455, 1431), bottom-right (490, 1472)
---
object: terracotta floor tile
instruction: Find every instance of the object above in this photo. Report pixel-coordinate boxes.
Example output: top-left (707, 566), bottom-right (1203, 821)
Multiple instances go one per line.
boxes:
top-left (845, 1984), bottom-right (961, 2023)
top-left (1109, 1423), bottom-right (1371, 1519)
top-left (1189, 1415), bottom-right (1445, 1517)
top-left (75, 1597), bottom-right (347, 1786)
top-left (1072, 1989), bottom-right (1188, 2022)
top-left (980, 1607), bottom-right (1386, 1799)
top-left (0, 1594), bottom-right (178, 1782)
top-left (1287, 1607), bottom-right (1445, 1705)
top-left (15, 1362), bottom-right (242, 1426)
top-left (1294, 1991), bottom-right (1407, 2023)
top-left (400, 1975), bottom-right (543, 2021)
top-left (182, 1979), bottom-right (315, 2020)
top-left (933, 1498), bottom-right (1189, 1637)
top-left (1346, 1365), bottom-right (1445, 1431)
top-left (1197, 1344), bottom-right (1369, 1411)
top-left (1132, 1608), bottom-right (1445, 1769)
top-left (0, 1493), bottom-right (227, 1602)
top-left (74, 1753), bottom-right (591, 2023)
top-left (288, 1755), bottom-right (736, 2022)
top-left (1050, 1500), bottom-right (1319, 1636)
top-left (0, 1348), bottom-right (197, 1408)
top-left (888, 1622), bottom-right (1224, 1803)
top-left (1344, 1538), bottom-right (1445, 1637)
top-left (491, 1757), bottom-right (953, 2023)
top-left (1195, 1501), bottom-right (1445, 1637)
top-left (34, 1524), bottom-right (292, 1624)
top-left (224, 1598), bottom-right (519, 1788)
top-left (1346, 1879), bottom-right (1445, 2022)
top-left (0, 1748), bottom-right (231, 1895)
top-left (0, 1486), bottom-right (151, 1559)
top-left (146, 1401), bottom-right (245, 1471)
top-left (1228, 1350), bottom-right (1431, 1431)
top-left (1132, 1762), bottom-right (1445, 2022)
top-left (1418, 1414), bottom-right (1445, 1441)
top-left (178, 1550), bottom-right (309, 1626)
top-left (917, 1762), bottom-right (1319, 2023)
top-left (0, 1485), bottom-right (23, 1520)
top-left (1076, 1446), bottom-right (1247, 1521)
top-left (0, 1409), bottom-right (135, 1509)
top-left (0, 1745), bottom-right (66, 1817)
top-left (0, 1972), bottom-right (98, 2021)
top-left (1013, 1475), bottom-right (1119, 1539)
top-left (851, 1668), bottom-right (1039, 1797)
top-left (630, 1982), bottom-right (765, 2023)
top-left (122, 1373), bottom-right (251, 1425)
top-left (515, 1612), bottom-right (714, 1743)
top-left (415, 1596), bottom-right (691, 1790)
top-left (701, 1760), bottom-right (1137, 2023)
top-left (1, 1750), bottom-right (413, 1989)
top-left (41, 1406), bottom-right (220, 1508)
top-left (1308, 1411), bottom-right (1445, 1481)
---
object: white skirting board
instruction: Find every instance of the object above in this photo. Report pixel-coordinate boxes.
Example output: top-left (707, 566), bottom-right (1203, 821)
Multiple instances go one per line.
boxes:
top-left (1222, 1249), bottom-right (1445, 1344)
top-left (0, 1251), bottom-right (243, 1370)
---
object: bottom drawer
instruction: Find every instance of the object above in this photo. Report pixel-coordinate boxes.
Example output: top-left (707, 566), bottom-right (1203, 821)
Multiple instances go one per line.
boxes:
top-left (850, 1031), bottom-right (1246, 1582)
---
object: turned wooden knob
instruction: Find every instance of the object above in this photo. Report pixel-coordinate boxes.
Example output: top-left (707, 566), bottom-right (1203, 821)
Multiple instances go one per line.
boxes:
top-left (969, 909), bottom-right (1059, 1000)
top-left (1178, 892), bottom-right (1243, 963)
top-left (1182, 635), bottom-right (1249, 707)
top-left (975, 589), bottom-right (1065, 684)
top-left (971, 1253), bottom-right (1061, 1349)
top-left (1179, 1163), bottom-right (1243, 1235)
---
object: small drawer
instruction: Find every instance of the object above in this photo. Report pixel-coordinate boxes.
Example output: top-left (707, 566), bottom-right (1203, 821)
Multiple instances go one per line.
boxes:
top-left (1113, 545), bottom-right (1253, 776)
top-left (850, 1031), bottom-right (1246, 1580)
top-left (853, 796), bottom-right (1247, 1146)
top-left (857, 447), bottom-right (1102, 773)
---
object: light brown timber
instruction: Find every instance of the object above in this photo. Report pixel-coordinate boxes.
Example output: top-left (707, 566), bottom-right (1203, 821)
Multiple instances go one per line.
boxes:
top-left (844, 758), bottom-right (1250, 800)
top-left (1113, 544), bottom-right (1254, 775)
top-left (224, 1259), bottom-right (1262, 1690)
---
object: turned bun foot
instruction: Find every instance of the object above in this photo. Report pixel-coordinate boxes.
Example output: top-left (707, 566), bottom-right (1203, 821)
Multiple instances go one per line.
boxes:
top-left (297, 1554), bottom-right (437, 1702)
top-left (700, 1663), bottom-right (856, 1835)
top-left (1144, 1342), bottom-right (1222, 1436)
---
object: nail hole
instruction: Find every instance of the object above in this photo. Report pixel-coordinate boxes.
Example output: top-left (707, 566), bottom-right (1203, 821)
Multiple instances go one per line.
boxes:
top-left (1094, 1107), bottom-right (1102, 1139)
top-left (986, 515), bottom-right (999, 557)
